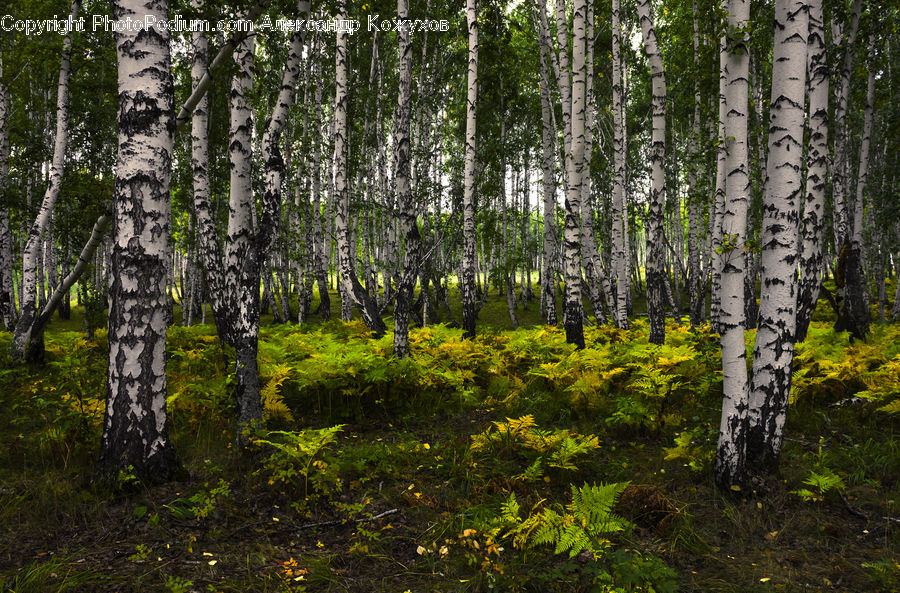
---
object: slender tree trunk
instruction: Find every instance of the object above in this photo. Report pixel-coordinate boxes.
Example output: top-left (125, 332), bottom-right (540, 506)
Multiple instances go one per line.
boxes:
top-left (710, 32), bottom-right (728, 333)
top-left (393, 0), bottom-right (422, 357)
top-left (580, 1), bottom-right (606, 326)
top-left (10, 0), bottom-right (80, 362)
top-left (637, 0), bottom-right (667, 345)
top-left (713, 0), bottom-right (752, 489)
top-left (837, 40), bottom-right (875, 341)
top-left (534, 0), bottom-right (558, 326)
top-left (98, 0), bottom-right (179, 482)
top-left (189, 0), bottom-right (230, 345)
top-left (26, 215), bottom-right (110, 363)
top-left (333, 0), bottom-right (385, 337)
top-left (561, 0), bottom-right (587, 349)
top-left (224, 32), bottom-right (261, 433)
top-left (687, 0), bottom-right (703, 328)
top-left (461, 0), bottom-right (479, 339)
top-left (311, 51), bottom-right (331, 321)
top-left (831, 0), bottom-right (862, 251)
top-left (745, 0), bottom-right (808, 475)
top-left (612, 0), bottom-right (628, 330)
top-left (796, 0), bottom-right (828, 342)
top-left (0, 46), bottom-right (12, 330)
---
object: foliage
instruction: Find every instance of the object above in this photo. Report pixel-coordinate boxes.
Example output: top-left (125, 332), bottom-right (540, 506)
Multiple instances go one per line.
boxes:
top-left (251, 426), bottom-right (345, 509)
top-left (469, 415), bottom-right (600, 481)
top-left (499, 483), bottom-right (631, 558)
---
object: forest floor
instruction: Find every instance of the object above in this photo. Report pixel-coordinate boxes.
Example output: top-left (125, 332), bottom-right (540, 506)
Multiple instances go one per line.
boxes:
top-left (0, 286), bottom-right (898, 593)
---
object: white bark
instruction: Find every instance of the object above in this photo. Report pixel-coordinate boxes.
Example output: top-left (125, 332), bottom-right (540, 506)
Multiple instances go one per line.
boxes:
top-left (10, 0), bottom-right (80, 361)
top-left (0, 46), bottom-right (12, 329)
top-left (99, 0), bottom-right (178, 481)
top-left (796, 0), bottom-right (828, 342)
top-left (612, 0), bottom-right (628, 330)
top-left (714, 0), bottom-right (752, 488)
top-left (746, 0), bottom-right (808, 473)
top-left (534, 0), bottom-right (558, 326)
top-left (461, 0), bottom-right (479, 338)
top-left (831, 0), bottom-right (862, 250)
top-left (636, 0), bottom-right (667, 345)
top-left (562, 0), bottom-right (587, 348)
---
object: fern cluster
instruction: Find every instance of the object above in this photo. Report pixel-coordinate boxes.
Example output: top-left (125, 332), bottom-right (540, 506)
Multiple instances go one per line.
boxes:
top-left (499, 483), bottom-right (631, 558)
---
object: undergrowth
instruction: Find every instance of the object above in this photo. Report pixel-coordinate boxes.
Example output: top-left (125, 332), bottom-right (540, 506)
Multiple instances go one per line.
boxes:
top-left (0, 315), bottom-right (897, 592)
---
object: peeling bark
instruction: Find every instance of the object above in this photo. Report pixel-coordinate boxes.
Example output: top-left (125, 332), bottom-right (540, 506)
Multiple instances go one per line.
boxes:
top-left (746, 0), bottom-right (808, 474)
top-left (99, 0), bottom-right (179, 482)
top-left (636, 0), bottom-right (667, 345)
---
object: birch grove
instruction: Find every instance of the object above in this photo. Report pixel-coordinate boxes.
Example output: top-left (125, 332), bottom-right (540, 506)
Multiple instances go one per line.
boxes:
top-left (0, 0), bottom-right (894, 488)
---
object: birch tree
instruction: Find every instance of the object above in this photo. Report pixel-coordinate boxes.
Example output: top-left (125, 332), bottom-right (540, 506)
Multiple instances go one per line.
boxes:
top-left (332, 0), bottom-right (386, 337)
top-left (837, 36), bottom-right (875, 341)
top-left (796, 0), bottom-right (828, 343)
top-left (533, 0), bottom-right (557, 327)
top-left (10, 0), bottom-right (80, 362)
top-left (0, 46), bottom-right (12, 330)
top-left (612, 0), bottom-right (628, 330)
top-left (393, 0), bottom-right (422, 357)
top-left (562, 0), bottom-right (587, 349)
top-left (461, 0), bottom-right (480, 339)
top-left (98, 0), bottom-right (179, 481)
top-left (745, 0), bottom-right (808, 474)
top-left (636, 0), bottom-right (667, 345)
top-left (713, 0), bottom-right (752, 488)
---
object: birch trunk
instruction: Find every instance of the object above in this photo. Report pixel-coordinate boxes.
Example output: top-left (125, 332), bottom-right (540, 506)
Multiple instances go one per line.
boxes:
top-left (98, 0), bottom-right (179, 482)
top-left (710, 31), bottom-right (728, 333)
top-left (0, 46), bottom-right (12, 330)
top-left (713, 0), bottom-right (752, 489)
top-left (333, 0), bottom-right (385, 337)
top-left (831, 0), bottom-right (862, 250)
top-left (836, 40), bottom-right (874, 341)
top-left (562, 0), bottom-right (587, 349)
top-left (311, 50), bottom-right (331, 321)
top-left (612, 0), bottom-right (628, 329)
top-left (745, 0), bottom-right (808, 474)
top-left (393, 0), bottom-right (422, 357)
top-left (796, 0), bottom-right (828, 342)
top-left (580, 1), bottom-right (606, 326)
top-left (534, 0), bottom-right (558, 326)
top-left (461, 0), bottom-right (479, 339)
top-left (223, 33), bottom-right (261, 432)
top-left (636, 0), bottom-right (667, 345)
top-left (189, 0), bottom-right (230, 344)
top-left (687, 0), bottom-right (703, 328)
top-left (10, 0), bottom-right (80, 362)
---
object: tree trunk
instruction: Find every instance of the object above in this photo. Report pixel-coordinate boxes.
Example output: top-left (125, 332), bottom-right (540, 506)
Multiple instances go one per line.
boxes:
top-left (26, 215), bottom-right (110, 363)
top-left (713, 0), bottom-right (752, 489)
top-left (745, 0), bottom-right (808, 475)
top-left (831, 0), bottom-right (862, 251)
top-left (534, 0), bottom-right (558, 327)
top-left (0, 46), bottom-right (12, 330)
top-left (333, 0), bottom-right (385, 337)
top-left (637, 0), bottom-right (667, 345)
top-left (796, 0), bottom-right (828, 342)
top-left (461, 0), bottom-right (479, 339)
top-left (562, 0), bottom-right (587, 349)
top-left (687, 0), bottom-right (703, 328)
top-left (612, 0), bottom-right (628, 330)
top-left (393, 0), bottom-right (422, 357)
top-left (836, 39), bottom-right (874, 341)
top-left (10, 0), bottom-right (79, 362)
top-left (99, 0), bottom-right (179, 483)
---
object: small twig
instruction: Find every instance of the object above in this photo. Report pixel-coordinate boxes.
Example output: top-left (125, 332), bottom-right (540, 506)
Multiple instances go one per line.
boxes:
top-left (297, 508), bottom-right (399, 531)
top-left (841, 494), bottom-right (869, 521)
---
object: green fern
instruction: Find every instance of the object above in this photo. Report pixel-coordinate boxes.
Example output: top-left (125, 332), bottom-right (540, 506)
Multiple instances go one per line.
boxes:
top-left (502, 483), bottom-right (631, 558)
